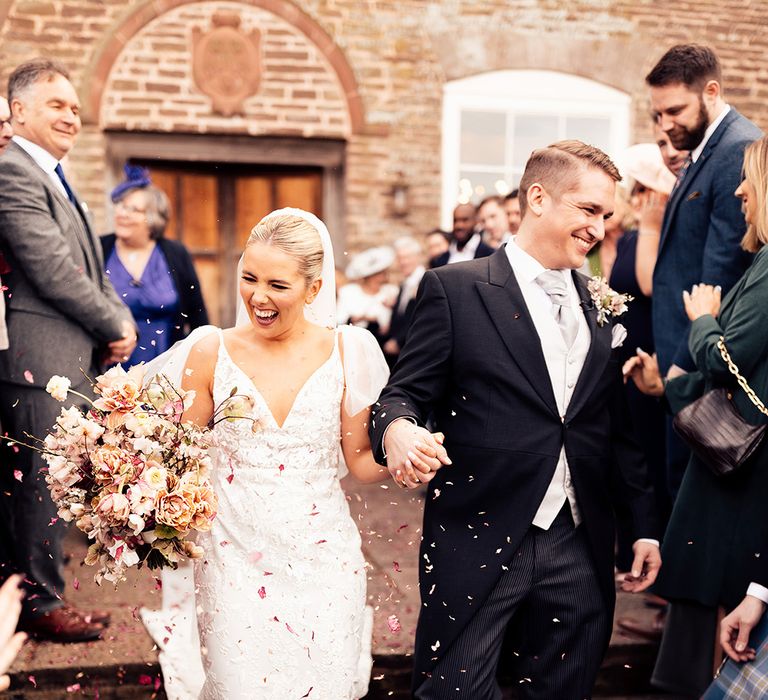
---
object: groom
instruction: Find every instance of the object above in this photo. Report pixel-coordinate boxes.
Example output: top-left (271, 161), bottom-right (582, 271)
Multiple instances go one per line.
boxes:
top-left (370, 140), bottom-right (661, 699)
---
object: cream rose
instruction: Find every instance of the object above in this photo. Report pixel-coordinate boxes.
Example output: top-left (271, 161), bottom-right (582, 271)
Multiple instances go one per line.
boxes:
top-left (46, 375), bottom-right (71, 402)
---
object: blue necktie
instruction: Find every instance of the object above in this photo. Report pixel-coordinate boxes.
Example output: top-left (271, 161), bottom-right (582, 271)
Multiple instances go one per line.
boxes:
top-left (54, 163), bottom-right (77, 204)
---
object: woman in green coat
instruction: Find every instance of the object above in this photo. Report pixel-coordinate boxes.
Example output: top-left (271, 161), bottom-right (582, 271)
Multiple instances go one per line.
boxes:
top-left (626, 134), bottom-right (768, 697)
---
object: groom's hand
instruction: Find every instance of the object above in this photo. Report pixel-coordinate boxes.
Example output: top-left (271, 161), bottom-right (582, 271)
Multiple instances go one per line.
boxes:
top-left (383, 419), bottom-right (451, 489)
top-left (621, 541), bottom-right (662, 593)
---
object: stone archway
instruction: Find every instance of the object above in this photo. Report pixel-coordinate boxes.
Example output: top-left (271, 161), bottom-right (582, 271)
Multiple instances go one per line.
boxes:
top-left (79, 0), bottom-right (363, 133)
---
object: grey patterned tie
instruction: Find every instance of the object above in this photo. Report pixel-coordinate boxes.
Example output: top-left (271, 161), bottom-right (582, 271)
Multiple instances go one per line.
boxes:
top-left (535, 270), bottom-right (578, 347)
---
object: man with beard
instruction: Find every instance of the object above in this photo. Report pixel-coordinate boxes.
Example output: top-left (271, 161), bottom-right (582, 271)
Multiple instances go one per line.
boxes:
top-left (647, 44), bottom-right (761, 500)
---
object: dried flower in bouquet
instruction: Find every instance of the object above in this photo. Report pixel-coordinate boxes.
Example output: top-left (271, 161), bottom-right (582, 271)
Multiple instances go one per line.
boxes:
top-left (12, 366), bottom-right (253, 584)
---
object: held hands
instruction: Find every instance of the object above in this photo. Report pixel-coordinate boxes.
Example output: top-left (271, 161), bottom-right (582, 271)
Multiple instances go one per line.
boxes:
top-left (683, 283), bottom-right (721, 321)
top-left (106, 320), bottom-right (139, 365)
top-left (0, 574), bottom-right (26, 692)
top-left (622, 348), bottom-right (665, 397)
top-left (720, 595), bottom-right (766, 662)
top-left (383, 419), bottom-right (452, 489)
top-left (620, 541), bottom-right (662, 593)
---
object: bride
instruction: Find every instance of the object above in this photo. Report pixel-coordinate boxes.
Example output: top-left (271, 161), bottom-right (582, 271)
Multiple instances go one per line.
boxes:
top-left (141, 208), bottom-right (445, 698)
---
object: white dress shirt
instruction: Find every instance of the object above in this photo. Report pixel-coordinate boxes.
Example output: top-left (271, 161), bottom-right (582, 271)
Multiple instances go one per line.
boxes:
top-left (397, 265), bottom-right (426, 314)
top-left (447, 232), bottom-right (482, 264)
top-left (13, 135), bottom-right (69, 198)
top-left (505, 238), bottom-right (588, 529)
top-left (691, 104), bottom-right (731, 163)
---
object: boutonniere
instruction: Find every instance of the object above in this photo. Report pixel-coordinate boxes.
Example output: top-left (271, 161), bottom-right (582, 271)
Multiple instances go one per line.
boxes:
top-left (586, 277), bottom-right (633, 326)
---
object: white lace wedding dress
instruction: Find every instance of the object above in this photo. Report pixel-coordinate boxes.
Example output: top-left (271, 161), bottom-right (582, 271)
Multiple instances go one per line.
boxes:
top-left (193, 330), bottom-right (372, 699)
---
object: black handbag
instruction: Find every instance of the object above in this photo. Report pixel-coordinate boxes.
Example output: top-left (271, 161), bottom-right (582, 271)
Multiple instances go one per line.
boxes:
top-left (672, 337), bottom-right (768, 477)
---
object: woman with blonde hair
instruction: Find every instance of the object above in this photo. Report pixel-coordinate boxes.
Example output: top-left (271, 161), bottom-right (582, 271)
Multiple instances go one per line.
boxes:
top-left (141, 209), bottom-right (447, 699)
top-left (626, 135), bottom-right (768, 696)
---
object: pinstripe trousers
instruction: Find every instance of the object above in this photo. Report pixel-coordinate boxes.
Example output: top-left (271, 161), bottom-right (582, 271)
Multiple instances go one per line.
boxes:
top-left (414, 505), bottom-right (610, 700)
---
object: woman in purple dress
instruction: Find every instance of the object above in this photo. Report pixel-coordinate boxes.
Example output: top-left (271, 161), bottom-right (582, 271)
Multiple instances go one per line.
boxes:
top-left (101, 166), bottom-right (208, 367)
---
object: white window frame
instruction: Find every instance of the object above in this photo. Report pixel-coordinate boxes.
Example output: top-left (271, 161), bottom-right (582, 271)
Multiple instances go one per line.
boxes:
top-left (441, 70), bottom-right (631, 229)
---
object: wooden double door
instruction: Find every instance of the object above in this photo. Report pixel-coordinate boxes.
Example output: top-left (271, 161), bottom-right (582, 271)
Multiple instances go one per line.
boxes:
top-left (142, 162), bottom-right (322, 327)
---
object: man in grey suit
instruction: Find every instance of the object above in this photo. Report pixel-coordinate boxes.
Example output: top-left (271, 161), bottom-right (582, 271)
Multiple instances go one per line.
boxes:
top-left (0, 59), bottom-right (136, 642)
top-left (647, 45), bottom-right (762, 501)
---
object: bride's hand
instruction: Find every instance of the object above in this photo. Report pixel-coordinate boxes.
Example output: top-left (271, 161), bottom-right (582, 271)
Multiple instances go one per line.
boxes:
top-left (384, 420), bottom-right (451, 489)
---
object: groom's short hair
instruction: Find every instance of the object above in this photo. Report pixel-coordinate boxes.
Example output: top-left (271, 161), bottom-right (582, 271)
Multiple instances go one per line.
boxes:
top-left (518, 140), bottom-right (621, 217)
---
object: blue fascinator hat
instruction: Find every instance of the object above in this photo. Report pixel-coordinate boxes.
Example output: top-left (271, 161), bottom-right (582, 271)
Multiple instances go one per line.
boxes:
top-left (111, 164), bottom-right (152, 202)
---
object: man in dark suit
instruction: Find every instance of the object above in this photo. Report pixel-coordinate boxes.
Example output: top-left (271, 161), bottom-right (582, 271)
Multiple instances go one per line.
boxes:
top-left (430, 203), bottom-right (494, 267)
top-left (370, 141), bottom-right (661, 699)
top-left (0, 59), bottom-right (136, 642)
top-left (648, 44), bottom-right (762, 498)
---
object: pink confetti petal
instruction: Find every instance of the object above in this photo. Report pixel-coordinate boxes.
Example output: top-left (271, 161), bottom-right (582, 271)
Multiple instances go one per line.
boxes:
top-left (72, 577), bottom-right (80, 591)
top-left (28, 675), bottom-right (36, 687)
top-left (387, 614), bottom-right (402, 633)
top-left (66, 683), bottom-right (81, 693)
top-left (13, 470), bottom-right (22, 482)
top-left (138, 675), bottom-right (152, 686)
top-left (393, 561), bottom-right (401, 572)
top-left (248, 551), bottom-right (262, 564)
top-left (258, 586), bottom-right (266, 599)
top-left (23, 370), bottom-right (34, 383)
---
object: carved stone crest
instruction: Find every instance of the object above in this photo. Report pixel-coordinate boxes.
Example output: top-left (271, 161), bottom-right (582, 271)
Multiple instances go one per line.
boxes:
top-left (192, 12), bottom-right (261, 117)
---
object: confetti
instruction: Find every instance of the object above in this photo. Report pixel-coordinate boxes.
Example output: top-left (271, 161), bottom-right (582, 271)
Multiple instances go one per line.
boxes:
top-left (393, 561), bottom-right (401, 572)
top-left (72, 577), bottom-right (80, 591)
top-left (23, 370), bottom-right (34, 383)
top-left (387, 614), bottom-right (401, 633)
top-left (13, 470), bottom-right (22, 482)
top-left (258, 586), bottom-right (266, 599)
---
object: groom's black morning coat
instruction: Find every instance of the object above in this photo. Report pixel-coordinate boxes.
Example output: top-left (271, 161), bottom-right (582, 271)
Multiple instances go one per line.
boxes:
top-left (369, 248), bottom-right (659, 682)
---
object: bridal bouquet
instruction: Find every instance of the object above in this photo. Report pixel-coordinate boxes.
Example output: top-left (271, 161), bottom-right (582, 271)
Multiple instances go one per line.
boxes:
top-left (35, 365), bottom-right (238, 584)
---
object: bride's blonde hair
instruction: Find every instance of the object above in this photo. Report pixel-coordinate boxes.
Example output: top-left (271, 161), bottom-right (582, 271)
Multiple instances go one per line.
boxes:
top-left (246, 214), bottom-right (324, 286)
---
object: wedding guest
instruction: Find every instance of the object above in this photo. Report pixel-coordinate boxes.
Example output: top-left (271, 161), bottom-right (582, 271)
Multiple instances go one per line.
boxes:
top-left (337, 246), bottom-right (398, 347)
top-left (655, 126), bottom-right (689, 178)
top-left (0, 96), bottom-right (14, 353)
top-left (647, 43), bottom-right (761, 500)
top-left (101, 165), bottom-right (208, 367)
top-left (383, 236), bottom-right (426, 367)
top-left (503, 188), bottom-right (522, 234)
top-left (424, 228), bottom-right (450, 264)
top-left (430, 203), bottom-right (493, 267)
top-left (0, 59), bottom-right (134, 642)
top-left (609, 144), bottom-right (675, 637)
top-left (478, 195), bottom-right (511, 248)
top-left (626, 134), bottom-right (768, 696)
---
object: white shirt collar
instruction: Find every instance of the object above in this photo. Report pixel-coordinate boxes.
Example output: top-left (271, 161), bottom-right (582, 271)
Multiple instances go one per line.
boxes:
top-left (691, 104), bottom-right (730, 163)
top-left (504, 236), bottom-right (547, 284)
top-left (13, 135), bottom-right (61, 174)
top-left (449, 232), bottom-right (481, 257)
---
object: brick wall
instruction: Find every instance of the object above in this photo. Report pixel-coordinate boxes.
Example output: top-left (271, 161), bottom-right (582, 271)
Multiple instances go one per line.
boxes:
top-left (1, 0), bottom-right (767, 251)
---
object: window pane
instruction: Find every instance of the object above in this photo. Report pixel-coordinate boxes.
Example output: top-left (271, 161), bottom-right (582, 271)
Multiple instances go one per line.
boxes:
top-left (512, 114), bottom-right (559, 168)
top-left (565, 117), bottom-right (612, 152)
top-left (460, 110), bottom-right (506, 166)
top-left (458, 170), bottom-right (510, 204)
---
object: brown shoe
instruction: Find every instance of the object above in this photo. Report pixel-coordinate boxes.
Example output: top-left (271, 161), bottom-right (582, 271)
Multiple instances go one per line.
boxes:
top-left (20, 606), bottom-right (104, 643)
top-left (617, 609), bottom-right (666, 642)
top-left (73, 606), bottom-right (111, 626)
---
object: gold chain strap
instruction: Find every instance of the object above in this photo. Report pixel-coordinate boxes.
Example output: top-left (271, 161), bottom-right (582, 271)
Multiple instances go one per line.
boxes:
top-left (717, 336), bottom-right (768, 417)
